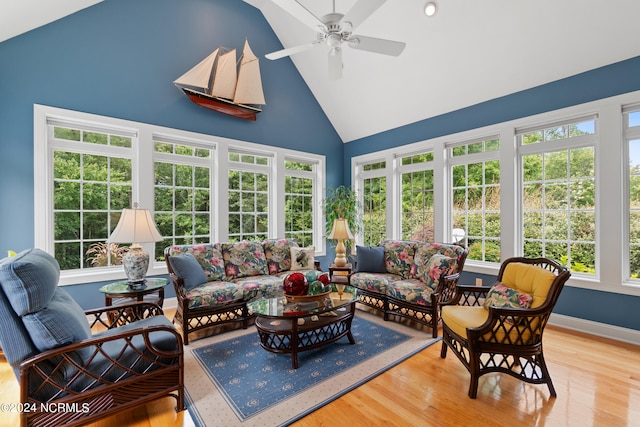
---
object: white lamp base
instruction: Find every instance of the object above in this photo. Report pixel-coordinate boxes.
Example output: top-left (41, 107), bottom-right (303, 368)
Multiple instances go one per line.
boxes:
top-left (122, 244), bottom-right (149, 289)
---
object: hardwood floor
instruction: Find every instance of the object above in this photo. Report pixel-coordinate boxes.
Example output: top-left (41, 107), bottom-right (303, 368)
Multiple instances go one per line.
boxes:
top-left (1, 308), bottom-right (639, 427)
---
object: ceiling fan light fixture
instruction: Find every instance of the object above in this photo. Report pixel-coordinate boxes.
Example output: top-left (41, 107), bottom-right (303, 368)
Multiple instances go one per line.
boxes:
top-left (424, 1), bottom-right (438, 17)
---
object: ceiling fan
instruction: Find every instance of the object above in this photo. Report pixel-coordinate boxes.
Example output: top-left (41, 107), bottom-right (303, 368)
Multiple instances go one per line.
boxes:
top-left (265, 0), bottom-right (406, 79)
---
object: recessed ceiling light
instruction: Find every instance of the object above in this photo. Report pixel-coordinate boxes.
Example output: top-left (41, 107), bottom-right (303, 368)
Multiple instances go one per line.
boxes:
top-left (424, 1), bottom-right (438, 17)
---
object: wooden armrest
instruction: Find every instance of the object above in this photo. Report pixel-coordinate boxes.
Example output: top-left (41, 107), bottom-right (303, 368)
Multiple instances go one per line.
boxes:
top-left (467, 304), bottom-right (551, 343)
top-left (20, 324), bottom-right (182, 401)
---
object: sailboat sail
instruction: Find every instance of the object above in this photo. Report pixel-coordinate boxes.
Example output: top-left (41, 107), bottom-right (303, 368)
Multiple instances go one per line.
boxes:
top-left (211, 48), bottom-right (237, 99)
top-left (234, 40), bottom-right (266, 105)
top-left (173, 48), bottom-right (219, 90)
top-left (174, 39), bottom-right (265, 120)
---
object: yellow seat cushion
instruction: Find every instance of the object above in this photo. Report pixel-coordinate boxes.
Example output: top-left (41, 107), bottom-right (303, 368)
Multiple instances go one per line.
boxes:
top-left (501, 262), bottom-right (556, 308)
top-left (441, 305), bottom-right (489, 338)
top-left (442, 304), bottom-right (539, 344)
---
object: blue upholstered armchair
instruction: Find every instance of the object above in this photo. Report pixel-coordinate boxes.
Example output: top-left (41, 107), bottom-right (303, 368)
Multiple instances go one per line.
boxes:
top-left (0, 249), bottom-right (184, 427)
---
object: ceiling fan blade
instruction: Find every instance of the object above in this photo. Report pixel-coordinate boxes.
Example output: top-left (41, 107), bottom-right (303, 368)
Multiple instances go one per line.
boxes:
top-left (342, 0), bottom-right (386, 32)
top-left (328, 47), bottom-right (343, 80)
top-left (265, 42), bottom-right (320, 60)
top-left (347, 35), bottom-right (406, 57)
top-left (271, 0), bottom-right (326, 32)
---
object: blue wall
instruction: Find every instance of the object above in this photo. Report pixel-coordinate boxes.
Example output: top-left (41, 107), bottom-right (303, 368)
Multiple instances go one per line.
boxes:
top-left (344, 56), bottom-right (640, 331)
top-left (0, 0), bottom-right (343, 308)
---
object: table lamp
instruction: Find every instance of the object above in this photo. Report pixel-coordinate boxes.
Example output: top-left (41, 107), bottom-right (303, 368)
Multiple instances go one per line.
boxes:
top-left (108, 204), bottom-right (162, 289)
top-left (328, 218), bottom-right (353, 267)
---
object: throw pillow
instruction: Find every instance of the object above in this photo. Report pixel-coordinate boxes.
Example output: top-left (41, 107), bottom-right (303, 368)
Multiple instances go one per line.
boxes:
top-left (418, 253), bottom-right (458, 289)
top-left (262, 238), bottom-right (298, 274)
top-left (356, 245), bottom-right (386, 273)
top-left (22, 288), bottom-right (92, 354)
top-left (0, 248), bottom-right (60, 316)
top-left (483, 283), bottom-right (533, 323)
top-left (290, 246), bottom-right (315, 270)
top-left (169, 252), bottom-right (207, 290)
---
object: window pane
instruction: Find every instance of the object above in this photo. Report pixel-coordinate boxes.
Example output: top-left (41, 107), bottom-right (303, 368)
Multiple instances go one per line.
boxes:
top-left (450, 138), bottom-right (501, 261)
top-left (402, 169), bottom-right (434, 241)
top-left (285, 175), bottom-right (314, 247)
top-left (363, 176), bottom-right (386, 245)
top-left (229, 169), bottom-right (269, 241)
top-left (153, 140), bottom-right (213, 259)
top-left (521, 132), bottom-right (596, 274)
top-left (52, 134), bottom-right (132, 270)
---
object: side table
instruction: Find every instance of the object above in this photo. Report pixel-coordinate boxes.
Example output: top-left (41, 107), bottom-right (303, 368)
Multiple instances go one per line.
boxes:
top-left (98, 277), bottom-right (168, 308)
top-left (329, 263), bottom-right (352, 299)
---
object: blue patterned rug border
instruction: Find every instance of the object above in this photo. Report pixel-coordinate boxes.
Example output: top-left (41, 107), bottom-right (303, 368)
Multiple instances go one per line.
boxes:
top-left (184, 310), bottom-right (440, 427)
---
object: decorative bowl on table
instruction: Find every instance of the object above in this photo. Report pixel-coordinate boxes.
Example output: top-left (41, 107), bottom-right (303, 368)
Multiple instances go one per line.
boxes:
top-left (285, 290), bottom-right (331, 304)
top-left (283, 272), bottom-right (332, 303)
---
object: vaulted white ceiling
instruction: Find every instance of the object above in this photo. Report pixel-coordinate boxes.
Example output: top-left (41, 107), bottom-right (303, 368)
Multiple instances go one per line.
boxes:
top-left (249, 0), bottom-right (640, 142)
top-left (0, 0), bottom-right (102, 45)
top-left (4, 0), bottom-right (640, 143)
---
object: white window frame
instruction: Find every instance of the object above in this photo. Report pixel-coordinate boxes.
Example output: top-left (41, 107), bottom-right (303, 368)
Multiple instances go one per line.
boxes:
top-left (350, 90), bottom-right (640, 297)
top-left (354, 157), bottom-right (391, 245)
top-left (447, 136), bottom-right (502, 265)
top-left (623, 103), bottom-right (640, 286)
top-left (34, 105), bottom-right (326, 285)
top-left (397, 150), bottom-right (436, 241)
top-left (517, 115), bottom-right (598, 279)
top-left (283, 157), bottom-right (321, 248)
top-left (152, 134), bottom-right (216, 253)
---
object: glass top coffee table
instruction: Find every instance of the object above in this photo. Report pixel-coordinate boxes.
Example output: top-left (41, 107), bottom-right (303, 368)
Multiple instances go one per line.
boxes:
top-left (247, 286), bottom-right (358, 369)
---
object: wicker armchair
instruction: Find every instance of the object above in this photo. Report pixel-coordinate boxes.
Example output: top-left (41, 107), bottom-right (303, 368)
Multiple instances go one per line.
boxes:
top-left (0, 249), bottom-right (184, 427)
top-left (440, 257), bottom-right (570, 398)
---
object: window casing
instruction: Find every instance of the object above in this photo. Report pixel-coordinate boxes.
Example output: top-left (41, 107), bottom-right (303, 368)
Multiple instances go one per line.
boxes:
top-left (227, 152), bottom-right (271, 242)
top-left (449, 138), bottom-right (501, 263)
top-left (359, 160), bottom-right (387, 245)
top-left (400, 152), bottom-right (435, 241)
top-left (284, 159), bottom-right (316, 247)
top-left (625, 105), bottom-right (640, 282)
top-left (518, 116), bottom-right (597, 277)
top-left (153, 136), bottom-right (214, 259)
top-left (50, 122), bottom-right (135, 272)
top-left (34, 105), bottom-right (326, 285)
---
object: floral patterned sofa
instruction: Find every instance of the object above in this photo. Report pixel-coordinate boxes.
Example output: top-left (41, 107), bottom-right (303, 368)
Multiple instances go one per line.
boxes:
top-left (350, 240), bottom-right (468, 337)
top-left (164, 239), bottom-right (319, 344)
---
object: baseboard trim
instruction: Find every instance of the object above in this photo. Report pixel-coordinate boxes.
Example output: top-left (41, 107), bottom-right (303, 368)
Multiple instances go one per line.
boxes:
top-left (164, 296), bottom-right (177, 310)
top-left (549, 313), bottom-right (640, 346)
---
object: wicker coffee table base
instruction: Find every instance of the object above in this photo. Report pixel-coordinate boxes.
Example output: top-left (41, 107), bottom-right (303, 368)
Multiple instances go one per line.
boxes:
top-left (254, 301), bottom-right (356, 369)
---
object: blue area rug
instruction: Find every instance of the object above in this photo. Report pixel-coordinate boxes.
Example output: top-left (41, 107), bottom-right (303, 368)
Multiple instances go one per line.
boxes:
top-left (184, 309), bottom-right (440, 427)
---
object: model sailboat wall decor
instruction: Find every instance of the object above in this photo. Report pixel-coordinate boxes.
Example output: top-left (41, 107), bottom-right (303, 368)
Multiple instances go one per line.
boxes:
top-left (174, 39), bottom-right (266, 121)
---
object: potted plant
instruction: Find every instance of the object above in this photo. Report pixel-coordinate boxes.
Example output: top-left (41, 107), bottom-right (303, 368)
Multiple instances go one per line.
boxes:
top-left (323, 185), bottom-right (362, 263)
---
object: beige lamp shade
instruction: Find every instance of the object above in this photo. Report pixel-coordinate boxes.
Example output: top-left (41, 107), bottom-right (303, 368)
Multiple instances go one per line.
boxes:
top-left (109, 208), bottom-right (162, 244)
top-left (108, 206), bottom-right (162, 288)
top-left (328, 218), bottom-right (353, 240)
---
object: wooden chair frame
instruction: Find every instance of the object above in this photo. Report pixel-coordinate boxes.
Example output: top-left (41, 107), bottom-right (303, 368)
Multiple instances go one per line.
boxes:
top-left (440, 257), bottom-right (570, 398)
top-left (17, 302), bottom-right (184, 427)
